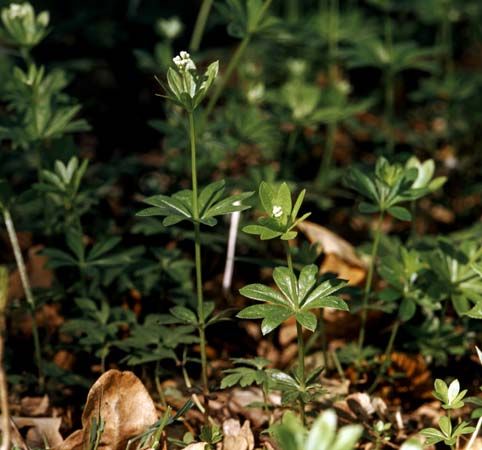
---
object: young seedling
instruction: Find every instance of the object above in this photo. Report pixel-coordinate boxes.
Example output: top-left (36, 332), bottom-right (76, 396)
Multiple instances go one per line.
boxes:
top-left (221, 357), bottom-right (273, 419)
top-left (345, 157), bottom-right (442, 354)
top-left (421, 379), bottom-right (474, 448)
top-left (239, 182), bottom-right (348, 423)
top-left (137, 52), bottom-right (252, 393)
top-left (34, 157), bottom-right (89, 232)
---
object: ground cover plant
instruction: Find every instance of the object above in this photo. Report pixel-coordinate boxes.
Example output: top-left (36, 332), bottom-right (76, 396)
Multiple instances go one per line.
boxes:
top-left (0, 0), bottom-right (482, 449)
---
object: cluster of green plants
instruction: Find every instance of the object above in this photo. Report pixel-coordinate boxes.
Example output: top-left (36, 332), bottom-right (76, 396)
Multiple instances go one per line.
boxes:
top-left (1, 0), bottom-right (482, 448)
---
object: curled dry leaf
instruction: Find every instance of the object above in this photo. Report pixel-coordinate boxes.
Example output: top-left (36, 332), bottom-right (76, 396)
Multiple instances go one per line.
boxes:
top-left (222, 419), bottom-right (254, 450)
top-left (59, 369), bottom-right (158, 450)
top-left (297, 221), bottom-right (366, 285)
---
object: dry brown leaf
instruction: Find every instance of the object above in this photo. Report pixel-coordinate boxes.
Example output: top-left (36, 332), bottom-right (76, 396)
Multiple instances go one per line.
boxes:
top-left (321, 254), bottom-right (366, 286)
top-left (20, 395), bottom-right (49, 416)
top-left (13, 417), bottom-right (63, 448)
top-left (297, 221), bottom-right (366, 285)
top-left (59, 369), bottom-right (158, 450)
top-left (228, 388), bottom-right (281, 428)
top-left (182, 443), bottom-right (208, 450)
top-left (222, 419), bottom-right (254, 450)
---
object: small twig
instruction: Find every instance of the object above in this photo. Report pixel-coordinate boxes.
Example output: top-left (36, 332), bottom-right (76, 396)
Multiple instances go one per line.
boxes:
top-left (222, 203), bottom-right (241, 299)
top-left (465, 416), bottom-right (482, 450)
top-left (0, 267), bottom-right (10, 450)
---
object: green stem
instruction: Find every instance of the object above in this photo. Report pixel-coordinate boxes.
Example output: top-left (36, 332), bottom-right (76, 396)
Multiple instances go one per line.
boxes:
top-left (283, 128), bottom-right (298, 178)
top-left (204, 0), bottom-right (272, 117)
top-left (296, 321), bottom-right (306, 425)
top-left (286, 0), bottom-right (299, 22)
top-left (368, 319), bottom-right (400, 393)
top-left (155, 361), bottom-right (167, 407)
top-left (2, 209), bottom-right (44, 391)
top-left (384, 7), bottom-right (395, 155)
top-left (316, 0), bottom-right (338, 184)
top-left (189, 0), bottom-right (214, 52)
top-left (357, 211), bottom-right (385, 353)
top-left (317, 121), bottom-right (337, 185)
top-left (205, 36), bottom-right (251, 118)
top-left (188, 112), bottom-right (209, 394)
top-left (284, 242), bottom-right (305, 424)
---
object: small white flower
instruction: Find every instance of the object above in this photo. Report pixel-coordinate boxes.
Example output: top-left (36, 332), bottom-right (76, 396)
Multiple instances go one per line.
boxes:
top-left (172, 51), bottom-right (195, 71)
top-left (272, 205), bottom-right (283, 218)
top-left (7, 3), bottom-right (30, 19)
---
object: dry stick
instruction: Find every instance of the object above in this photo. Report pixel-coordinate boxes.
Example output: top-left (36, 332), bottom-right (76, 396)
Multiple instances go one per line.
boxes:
top-left (0, 267), bottom-right (10, 450)
top-left (465, 416), bottom-right (482, 450)
top-left (2, 209), bottom-right (44, 391)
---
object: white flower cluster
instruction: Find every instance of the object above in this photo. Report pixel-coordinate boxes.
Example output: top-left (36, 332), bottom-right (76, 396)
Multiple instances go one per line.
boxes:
top-left (272, 205), bottom-right (283, 218)
top-left (173, 51), bottom-right (195, 71)
top-left (6, 3), bottom-right (31, 19)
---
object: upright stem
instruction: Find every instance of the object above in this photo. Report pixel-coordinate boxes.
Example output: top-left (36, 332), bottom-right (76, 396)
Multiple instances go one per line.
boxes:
top-left (316, 0), bottom-right (338, 184)
top-left (204, 0), bottom-right (272, 117)
top-left (188, 112), bottom-right (209, 394)
top-left (384, 10), bottom-right (395, 155)
top-left (317, 121), bottom-right (337, 185)
top-left (368, 319), bottom-right (400, 393)
top-left (284, 242), bottom-right (305, 424)
top-left (189, 0), bottom-right (214, 52)
top-left (205, 36), bottom-right (251, 118)
top-left (2, 209), bottom-right (44, 391)
top-left (0, 267), bottom-right (10, 450)
top-left (283, 128), bottom-right (298, 178)
top-left (286, 0), bottom-right (299, 22)
top-left (296, 322), bottom-right (306, 425)
top-left (357, 212), bottom-right (385, 353)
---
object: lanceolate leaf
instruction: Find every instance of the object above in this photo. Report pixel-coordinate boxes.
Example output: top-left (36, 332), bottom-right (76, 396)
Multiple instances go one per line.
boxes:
top-left (239, 283), bottom-right (288, 306)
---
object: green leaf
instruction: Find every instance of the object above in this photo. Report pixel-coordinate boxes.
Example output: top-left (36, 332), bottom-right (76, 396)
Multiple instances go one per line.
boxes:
top-left (358, 202), bottom-right (379, 214)
top-left (239, 283), bottom-right (288, 306)
top-left (298, 265), bottom-right (318, 301)
top-left (204, 191), bottom-right (253, 218)
top-left (273, 267), bottom-right (297, 306)
top-left (170, 306), bottom-right (197, 324)
top-left (306, 410), bottom-right (337, 450)
top-left (303, 278), bottom-right (348, 309)
top-left (296, 311), bottom-right (317, 331)
top-left (291, 189), bottom-right (306, 221)
top-left (259, 181), bottom-right (274, 214)
top-left (198, 180), bottom-right (225, 216)
top-left (66, 230), bottom-right (84, 260)
top-left (387, 206), bottom-right (412, 221)
top-left (399, 298), bottom-right (416, 321)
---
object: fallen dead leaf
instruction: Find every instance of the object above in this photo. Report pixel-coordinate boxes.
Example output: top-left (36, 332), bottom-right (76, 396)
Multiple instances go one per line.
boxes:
top-left (297, 221), bottom-right (366, 285)
top-left (222, 419), bottom-right (254, 450)
top-left (182, 443), bottom-right (208, 450)
top-left (20, 395), bottom-right (49, 416)
top-left (59, 370), bottom-right (158, 450)
top-left (13, 417), bottom-right (63, 448)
